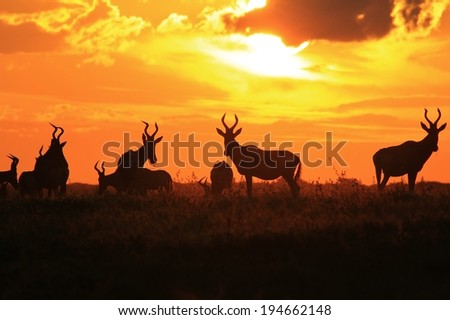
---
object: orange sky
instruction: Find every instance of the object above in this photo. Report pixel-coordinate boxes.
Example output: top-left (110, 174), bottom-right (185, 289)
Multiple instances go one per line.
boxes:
top-left (1, 0), bottom-right (449, 185)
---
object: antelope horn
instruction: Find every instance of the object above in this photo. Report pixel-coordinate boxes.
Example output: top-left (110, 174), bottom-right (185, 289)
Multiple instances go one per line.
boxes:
top-left (8, 154), bottom-right (18, 163)
top-left (94, 161), bottom-right (102, 175)
top-left (198, 177), bottom-right (208, 187)
top-left (142, 121), bottom-right (150, 139)
top-left (56, 126), bottom-right (64, 140)
top-left (50, 123), bottom-right (58, 139)
top-left (152, 122), bottom-right (159, 138)
top-left (435, 108), bottom-right (442, 125)
top-left (230, 114), bottom-right (239, 131)
top-left (424, 109), bottom-right (433, 126)
top-left (39, 145), bottom-right (43, 156)
top-left (221, 113), bottom-right (230, 130)
top-left (101, 161), bottom-right (105, 173)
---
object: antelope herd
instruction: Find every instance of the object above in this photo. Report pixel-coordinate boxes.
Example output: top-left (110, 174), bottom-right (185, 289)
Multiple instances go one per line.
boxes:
top-left (0, 109), bottom-right (447, 198)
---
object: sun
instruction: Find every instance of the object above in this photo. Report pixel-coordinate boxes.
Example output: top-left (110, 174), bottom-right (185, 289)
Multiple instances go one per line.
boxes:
top-left (211, 33), bottom-right (318, 80)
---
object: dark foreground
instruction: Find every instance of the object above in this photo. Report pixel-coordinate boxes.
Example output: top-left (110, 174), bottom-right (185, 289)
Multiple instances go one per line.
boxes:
top-left (1, 181), bottom-right (449, 299)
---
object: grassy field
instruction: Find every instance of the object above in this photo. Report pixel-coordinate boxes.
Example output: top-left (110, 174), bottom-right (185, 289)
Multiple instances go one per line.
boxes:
top-left (1, 178), bottom-right (450, 299)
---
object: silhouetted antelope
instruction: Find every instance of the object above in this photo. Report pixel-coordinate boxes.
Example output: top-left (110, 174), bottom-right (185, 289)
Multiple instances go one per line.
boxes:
top-left (118, 121), bottom-right (163, 169)
top-left (198, 161), bottom-right (233, 196)
top-left (19, 147), bottom-right (41, 197)
top-left (0, 154), bottom-right (19, 193)
top-left (95, 161), bottom-right (123, 194)
top-left (217, 114), bottom-right (301, 197)
top-left (34, 124), bottom-right (70, 197)
top-left (198, 177), bottom-right (211, 196)
top-left (373, 108), bottom-right (447, 192)
top-left (133, 169), bottom-right (173, 195)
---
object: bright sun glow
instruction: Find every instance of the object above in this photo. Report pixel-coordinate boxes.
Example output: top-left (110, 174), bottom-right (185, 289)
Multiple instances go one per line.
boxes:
top-left (237, 0), bottom-right (267, 13)
top-left (212, 33), bottom-right (319, 80)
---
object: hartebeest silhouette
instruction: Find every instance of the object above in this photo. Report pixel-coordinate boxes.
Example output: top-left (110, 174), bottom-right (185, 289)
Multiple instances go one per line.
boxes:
top-left (95, 161), bottom-right (123, 194)
top-left (95, 161), bottom-right (172, 195)
top-left (0, 154), bottom-right (19, 193)
top-left (373, 108), bottom-right (447, 192)
top-left (217, 114), bottom-right (301, 197)
top-left (118, 121), bottom-right (163, 169)
top-left (34, 124), bottom-right (70, 197)
top-left (198, 161), bottom-right (233, 196)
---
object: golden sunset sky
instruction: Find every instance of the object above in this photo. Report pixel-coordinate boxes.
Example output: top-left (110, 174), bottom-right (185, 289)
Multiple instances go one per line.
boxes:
top-left (1, 0), bottom-right (449, 185)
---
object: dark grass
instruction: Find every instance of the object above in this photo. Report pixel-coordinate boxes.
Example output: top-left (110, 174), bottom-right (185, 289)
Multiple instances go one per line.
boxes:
top-left (1, 180), bottom-right (450, 299)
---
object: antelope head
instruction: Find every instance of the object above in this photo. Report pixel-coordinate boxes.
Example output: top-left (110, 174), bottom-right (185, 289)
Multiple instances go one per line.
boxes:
top-left (216, 113), bottom-right (242, 157)
top-left (7, 154), bottom-right (19, 171)
top-left (198, 177), bottom-right (210, 195)
top-left (94, 161), bottom-right (107, 194)
top-left (421, 108), bottom-right (447, 152)
top-left (7, 154), bottom-right (19, 189)
top-left (49, 123), bottom-right (67, 148)
top-left (142, 121), bottom-right (163, 164)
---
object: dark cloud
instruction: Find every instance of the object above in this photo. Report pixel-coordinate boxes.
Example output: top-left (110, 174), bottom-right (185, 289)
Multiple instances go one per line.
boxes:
top-left (0, 22), bottom-right (64, 53)
top-left (228, 0), bottom-right (395, 44)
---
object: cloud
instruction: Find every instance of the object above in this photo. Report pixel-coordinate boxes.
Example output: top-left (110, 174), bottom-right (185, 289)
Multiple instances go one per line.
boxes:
top-left (156, 13), bottom-right (192, 33)
top-left (226, 0), bottom-right (450, 44)
top-left (0, 0), bottom-right (149, 64)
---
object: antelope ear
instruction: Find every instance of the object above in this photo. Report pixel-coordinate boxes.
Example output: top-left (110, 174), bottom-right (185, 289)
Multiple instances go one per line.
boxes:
top-left (155, 136), bottom-right (163, 144)
top-left (233, 128), bottom-right (242, 137)
top-left (438, 123), bottom-right (447, 132)
top-left (216, 128), bottom-right (225, 137)
top-left (421, 122), bottom-right (430, 132)
top-left (60, 141), bottom-right (67, 147)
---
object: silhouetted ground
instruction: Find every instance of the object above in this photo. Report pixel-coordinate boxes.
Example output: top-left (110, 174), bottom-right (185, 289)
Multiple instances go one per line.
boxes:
top-left (0, 180), bottom-right (449, 299)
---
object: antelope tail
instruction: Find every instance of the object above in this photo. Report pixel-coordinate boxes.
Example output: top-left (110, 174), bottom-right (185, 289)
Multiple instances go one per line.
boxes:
top-left (373, 154), bottom-right (382, 186)
top-left (294, 162), bottom-right (301, 182)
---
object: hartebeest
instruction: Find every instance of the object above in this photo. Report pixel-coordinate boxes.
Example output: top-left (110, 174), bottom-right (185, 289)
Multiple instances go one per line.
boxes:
top-left (19, 147), bottom-right (42, 197)
top-left (34, 124), bottom-right (70, 197)
top-left (198, 161), bottom-right (233, 196)
top-left (117, 121), bottom-right (163, 169)
top-left (0, 154), bottom-right (19, 193)
top-left (217, 114), bottom-right (301, 197)
top-left (133, 169), bottom-right (173, 195)
top-left (95, 161), bottom-right (123, 194)
top-left (373, 108), bottom-right (447, 192)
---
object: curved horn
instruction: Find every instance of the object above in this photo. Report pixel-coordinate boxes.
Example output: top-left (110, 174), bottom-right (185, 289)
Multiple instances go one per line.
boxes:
top-left (152, 122), bottom-right (159, 138)
top-left (230, 114), bottom-right (239, 131)
top-left (56, 126), bottom-right (64, 140)
top-left (50, 123), bottom-right (58, 139)
top-left (221, 113), bottom-right (229, 130)
top-left (94, 161), bottom-right (102, 174)
top-left (7, 154), bottom-right (18, 163)
top-left (101, 161), bottom-right (105, 173)
top-left (424, 109), bottom-right (433, 126)
top-left (198, 177), bottom-right (208, 187)
top-left (39, 145), bottom-right (43, 156)
top-left (142, 121), bottom-right (150, 139)
top-left (435, 108), bottom-right (442, 125)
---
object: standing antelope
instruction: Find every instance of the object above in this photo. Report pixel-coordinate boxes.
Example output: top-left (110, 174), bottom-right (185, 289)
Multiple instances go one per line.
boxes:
top-left (217, 114), bottom-right (301, 198)
top-left (19, 147), bottom-right (42, 197)
top-left (34, 124), bottom-right (70, 197)
top-left (117, 121), bottom-right (163, 169)
top-left (117, 121), bottom-right (163, 191)
top-left (198, 161), bottom-right (233, 196)
top-left (0, 154), bottom-right (19, 194)
top-left (373, 108), bottom-right (447, 192)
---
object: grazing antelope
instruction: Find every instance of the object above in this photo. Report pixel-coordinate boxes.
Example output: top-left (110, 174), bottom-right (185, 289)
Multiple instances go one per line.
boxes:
top-left (95, 161), bottom-right (123, 194)
top-left (0, 154), bottom-right (19, 193)
top-left (198, 177), bottom-right (211, 196)
top-left (198, 161), bottom-right (233, 196)
top-left (373, 108), bottom-right (447, 192)
top-left (34, 124), bottom-right (70, 197)
top-left (133, 169), bottom-right (173, 195)
top-left (217, 114), bottom-right (301, 198)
